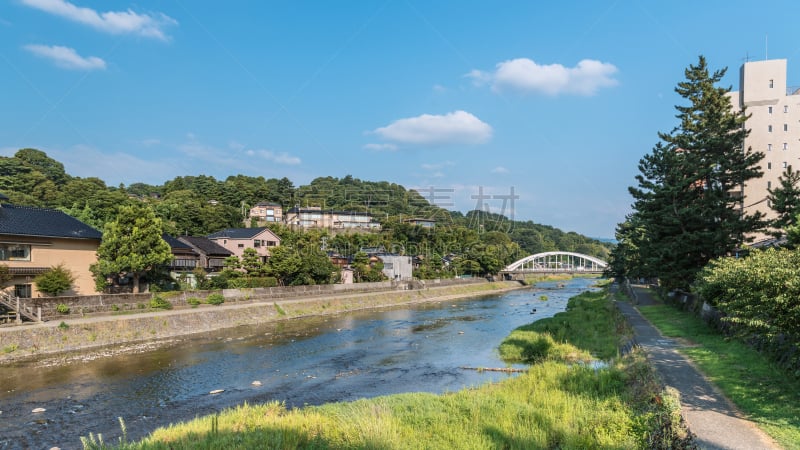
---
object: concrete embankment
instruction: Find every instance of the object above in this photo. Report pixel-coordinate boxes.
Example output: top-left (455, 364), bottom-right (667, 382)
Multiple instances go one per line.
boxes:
top-left (0, 281), bottom-right (525, 364)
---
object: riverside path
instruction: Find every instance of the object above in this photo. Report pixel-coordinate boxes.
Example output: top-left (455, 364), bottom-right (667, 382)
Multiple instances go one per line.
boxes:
top-left (616, 285), bottom-right (780, 450)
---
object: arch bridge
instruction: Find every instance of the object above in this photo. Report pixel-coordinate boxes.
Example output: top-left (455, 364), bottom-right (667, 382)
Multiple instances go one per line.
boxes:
top-left (502, 251), bottom-right (608, 274)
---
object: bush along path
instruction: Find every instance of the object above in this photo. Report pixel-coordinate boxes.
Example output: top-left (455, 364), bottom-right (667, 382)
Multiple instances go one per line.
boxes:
top-left (616, 284), bottom-right (780, 450)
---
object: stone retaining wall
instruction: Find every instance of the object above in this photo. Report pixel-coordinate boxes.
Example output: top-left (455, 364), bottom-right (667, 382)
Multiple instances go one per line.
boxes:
top-left (0, 281), bottom-right (523, 362)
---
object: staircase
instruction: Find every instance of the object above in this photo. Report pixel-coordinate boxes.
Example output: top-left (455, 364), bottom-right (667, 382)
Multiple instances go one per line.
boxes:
top-left (0, 290), bottom-right (40, 322)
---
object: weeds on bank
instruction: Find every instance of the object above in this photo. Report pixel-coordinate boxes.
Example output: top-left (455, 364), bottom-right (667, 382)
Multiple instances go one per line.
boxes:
top-left (640, 302), bottom-right (800, 449)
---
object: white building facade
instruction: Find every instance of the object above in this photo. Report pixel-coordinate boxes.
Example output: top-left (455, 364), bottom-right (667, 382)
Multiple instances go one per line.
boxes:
top-left (728, 59), bottom-right (800, 228)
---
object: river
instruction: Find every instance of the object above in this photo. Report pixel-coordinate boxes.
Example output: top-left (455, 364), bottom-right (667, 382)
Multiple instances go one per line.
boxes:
top-left (0, 277), bottom-right (599, 449)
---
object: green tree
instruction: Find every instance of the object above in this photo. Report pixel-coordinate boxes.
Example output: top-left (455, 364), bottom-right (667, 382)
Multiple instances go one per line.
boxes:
top-left (241, 248), bottom-right (264, 276)
top-left (92, 205), bottom-right (173, 293)
top-left (267, 246), bottom-right (302, 286)
top-left (34, 264), bottom-right (76, 296)
top-left (626, 56), bottom-right (765, 290)
top-left (768, 165), bottom-right (800, 233)
top-left (0, 264), bottom-right (11, 286)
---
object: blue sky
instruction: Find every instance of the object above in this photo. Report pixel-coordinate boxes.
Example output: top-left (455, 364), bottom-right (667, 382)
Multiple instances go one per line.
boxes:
top-left (3, 1), bottom-right (800, 239)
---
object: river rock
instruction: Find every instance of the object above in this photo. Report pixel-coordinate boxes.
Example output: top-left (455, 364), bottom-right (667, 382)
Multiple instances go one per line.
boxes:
top-left (209, 389), bottom-right (224, 394)
top-left (251, 381), bottom-right (262, 386)
top-left (32, 407), bottom-right (46, 413)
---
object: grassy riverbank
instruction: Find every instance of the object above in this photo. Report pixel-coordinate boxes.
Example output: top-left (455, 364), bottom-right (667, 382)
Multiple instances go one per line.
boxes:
top-left (638, 297), bottom-right (800, 449)
top-left (82, 283), bottom-right (690, 449)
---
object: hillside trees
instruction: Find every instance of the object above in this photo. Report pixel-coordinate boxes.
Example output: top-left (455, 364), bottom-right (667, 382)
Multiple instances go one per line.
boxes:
top-left (92, 205), bottom-right (173, 293)
top-left (622, 56), bottom-right (765, 290)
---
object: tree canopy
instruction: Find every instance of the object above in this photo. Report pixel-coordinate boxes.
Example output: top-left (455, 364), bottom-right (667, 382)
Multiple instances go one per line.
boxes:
top-left (92, 205), bottom-right (173, 293)
top-left (612, 56), bottom-right (765, 290)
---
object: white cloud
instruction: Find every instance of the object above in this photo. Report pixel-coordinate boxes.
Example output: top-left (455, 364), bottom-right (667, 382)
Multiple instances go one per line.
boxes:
top-left (421, 161), bottom-right (454, 171)
top-left (373, 110), bottom-right (492, 146)
top-left (491, 166), bottom-right (509, 174)
top-left (249, 149), bottom-right (302, 165)
top-left (363, 143), bottom-right (398, 151)
top-left (467, 58), bottom-right (618, 96)
top-left (24, 44), bottom-right (105, 70)
top-left (141, 138), bottom-right (161, 147)
top-left (21, 0), bottom-right (177, 40)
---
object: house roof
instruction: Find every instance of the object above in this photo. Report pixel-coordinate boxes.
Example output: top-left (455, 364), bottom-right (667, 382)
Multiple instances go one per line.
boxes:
top-left (162, 233), bottom-right (193, 250)
top-left (0, 204), bottom-right (102, 240)
top-left (207, 227), bottom-right (278, 240)
top-left (178, 236), bottom-right (233, 256)
top-left (253, 201), bottom-right (281, 207)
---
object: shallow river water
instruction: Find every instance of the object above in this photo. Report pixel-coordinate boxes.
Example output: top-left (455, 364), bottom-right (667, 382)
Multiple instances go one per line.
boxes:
top-left (0, 277), bottom-right (599, 449)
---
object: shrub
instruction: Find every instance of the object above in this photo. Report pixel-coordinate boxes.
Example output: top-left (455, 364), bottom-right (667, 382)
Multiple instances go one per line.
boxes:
top-left (35, 264), bottom-right (76, 296)
top-left (56, 303), bottom-right (70, 314)
top-left (187, 297), bottom-right (201, 307)
top-left (111, 304), bottom-right (120, 311)
top-left (58, 321), bottom-right (69, 330)
top-left (149, 295), bottom-right (173, 310)
top-left (206, 293), bottom-right (224, 306)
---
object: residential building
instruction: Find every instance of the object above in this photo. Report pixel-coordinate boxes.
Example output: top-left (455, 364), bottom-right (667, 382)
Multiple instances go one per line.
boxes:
top-left (359, 246), bottom-right (412, 280)
top-left (175, 236), bottom-right (233, 271)
top-left (163, 234), bottom-right (201, 271)
top-left (249, 202), bottom-right (283, 223)
top-left (0, 201), bottom-right (102, 297)
top-left (284, 206), bottom-right (381, 230)
top-left (728, 58), bottom-right (800, 228)
top-left (403, 218), bottom-right (436, 228)
top-left (207, 227), bottom-right (280, 262)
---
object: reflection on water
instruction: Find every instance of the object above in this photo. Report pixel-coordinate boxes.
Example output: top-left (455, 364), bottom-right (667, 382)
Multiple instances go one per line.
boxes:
top-left (0, 277), bottom-right (600, 450)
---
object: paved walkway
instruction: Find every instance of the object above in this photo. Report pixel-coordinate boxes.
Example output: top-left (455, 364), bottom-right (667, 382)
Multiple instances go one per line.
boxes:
top-left (616, 285), bottom-right (780, 450)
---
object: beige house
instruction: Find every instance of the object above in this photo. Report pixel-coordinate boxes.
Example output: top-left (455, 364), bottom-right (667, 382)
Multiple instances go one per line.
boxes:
top-left (207, 227), bottom-right (280, 263)
top-left (727, 58), bottom-right (800, 231)
top-left (284, 206), bottom-right (381, 230)
top-left (0, 201), bottom-right (102, 297)
top-left (249, 202), bottom-right (283, 223)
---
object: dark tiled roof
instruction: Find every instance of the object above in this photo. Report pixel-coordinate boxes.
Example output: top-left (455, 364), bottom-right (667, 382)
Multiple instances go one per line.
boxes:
top-left (254, 201), bottom-right (281, 207)
top-left (207, 227), bottom-right (271, 239)
top-left (162, 233), bottom-right (193, 250)
top-left (178, 236), bottom-right (232, 256)
top-left (0, 204), bottom-right (102, 240)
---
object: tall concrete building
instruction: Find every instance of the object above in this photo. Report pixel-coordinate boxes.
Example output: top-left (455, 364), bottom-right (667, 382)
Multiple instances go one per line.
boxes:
top-left (728, 59), bottom-right (800, 230)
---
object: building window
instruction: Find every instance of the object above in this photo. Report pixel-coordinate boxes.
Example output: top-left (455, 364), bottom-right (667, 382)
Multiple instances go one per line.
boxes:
top-left (770, 79), bottom-right (774, 88)
top-left (253, 240), bottom-right (261, 248)
top-left (768, 162), bottom-right (772, 169)
top-left (237, 243), bottom-right (244, 248)
top-left (768, 125), bottom-right (773, 132)
top-left (785, 124), bottom-right (789, 132)
top-left (266, 241), bottom-right (277, 247)
top-left (0, 244), bottom-right (31, 261)
top-left (769, 106), bottom-right (773, 114)
top-left (784, 142), bottom-right (789, 150)
top-left (768, 181), bottom-right (772, 189)
top-left (768, 143), bottom-right (772, 151)
top-left (14, 284), bottom-right (32, 298)
top-left (783, 161), bottom-right (788, 168)
top-left (785, 105), bottom-right (789, 113)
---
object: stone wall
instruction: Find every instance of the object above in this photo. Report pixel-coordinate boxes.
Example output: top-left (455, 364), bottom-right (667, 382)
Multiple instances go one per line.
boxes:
top-left (0, 281), bottom-right (524, 361)
top-left (21, 279), bottom-right (483, 322)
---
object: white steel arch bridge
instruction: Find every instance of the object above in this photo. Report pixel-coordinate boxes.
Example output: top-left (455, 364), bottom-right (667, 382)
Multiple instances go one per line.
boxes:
top-left (502, 251), bottom-right (608, 274)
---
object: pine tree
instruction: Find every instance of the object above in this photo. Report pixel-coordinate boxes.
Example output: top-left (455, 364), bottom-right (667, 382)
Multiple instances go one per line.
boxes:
top-left (768, 165), bottom-right (800, 232)
top-left (92, 205), bottom-right (173, 293)
top-left (627, 56), bottom-right (765, 290)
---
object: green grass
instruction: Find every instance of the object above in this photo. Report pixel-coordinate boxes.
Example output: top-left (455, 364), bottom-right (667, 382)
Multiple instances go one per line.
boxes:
top-left (501, 291), bottom-right (632, 362)
top-left (639, 300), bottom-right (800, 449)
top-left (81, 287), bottom-right (690, 450)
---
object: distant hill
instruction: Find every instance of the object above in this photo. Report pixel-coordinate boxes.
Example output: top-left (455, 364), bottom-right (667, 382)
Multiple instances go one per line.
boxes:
top-left (0, 148), bottom-right (612, 259)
